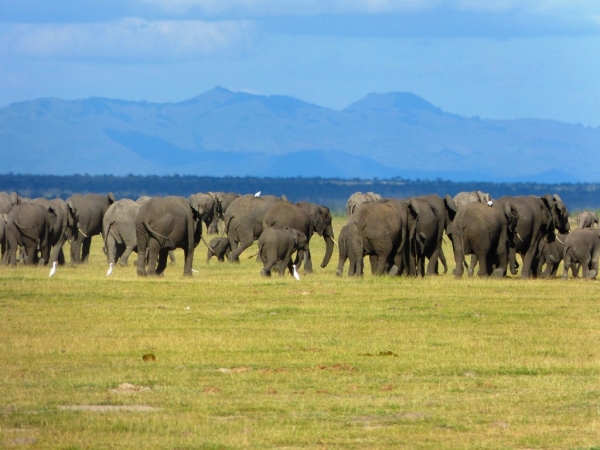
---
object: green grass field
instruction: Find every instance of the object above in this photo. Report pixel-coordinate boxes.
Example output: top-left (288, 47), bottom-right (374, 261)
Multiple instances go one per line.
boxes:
top-left (2, 216), bottom-right (600, 449)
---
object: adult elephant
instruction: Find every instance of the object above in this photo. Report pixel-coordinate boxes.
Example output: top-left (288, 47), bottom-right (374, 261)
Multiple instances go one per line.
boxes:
top-left (408, 194), bottom-right (457, 277)
top-left (0, 192), bottom-right (22, 264)
top-left (224, 194), bottom-right (287, 262)
top-left (499, 194), bottom-right (570, 278)
top-left (103, 198), bottom-right (142, 271)
top-left (66, 192), bottom-right (116, 265)
top-left (346, 198), bottom-right (418, 276)
top-left (577, 210), bottom-right (599, 229)
top-left (346, 192), bottom-right (382, 220)
top-left (452, 199), bottom-right (519, 278)
top-left (136, 196), bottom-right (211, 277)
top-left (188, 192), bottom-right (222, 232)
top-left (453, 190), bottom-right (493, 209)
top-left (263, 200), bottom-right (335, 273)
top-left (33, 198), bottom-right (72, 266)
top-left (208, 192), bottom-right (240, 234)
top-left (5, 202), bottom-right (56, 266)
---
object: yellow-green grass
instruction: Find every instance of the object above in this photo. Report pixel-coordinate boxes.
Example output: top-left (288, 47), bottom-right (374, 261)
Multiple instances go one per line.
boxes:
top-left (1, 216), bottom-right (600, 449)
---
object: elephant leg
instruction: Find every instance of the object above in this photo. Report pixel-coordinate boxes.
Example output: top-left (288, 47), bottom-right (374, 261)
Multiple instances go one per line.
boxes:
top-left (519, 248), bottom-right (536, 278)
top-left (562, 253), bottom-right (572, 279)
top-left (304, 248), bottom-right (314, 274)
top-left (476, 251), bottom-right (489, 277)
top-left (228, 234), bottom-right (253, 263)
top-left (70, 237), bottom-right (83, 265)
top-left (580, 255), bottom-right (591, 279)
top-left (425, 248), bottom-right (440, 276)
top-left (260, 248), bottom-right (277, 276)
top-left (572, 263), bottom-right (580, 278)
top-left (168, 250), bottom-right (176, 266)
top-left (146, 240), bottom-right (161, 276)
top-left (119, 244), bottom-right (135, 266)
top-left (23, 242), bottom-right (37, 265)
top-left (106, 235), bottom-right (117, 265)
top-left (467, 254), bottom-right (478, 277)
top-left (156, 248), bottom-right (169, 276)
top-left (439, 247), bottom-right (448, 274)
top-left (81, 237), bottom-right (92, 264)
top-left (549, 262), bottom-right (560, 278)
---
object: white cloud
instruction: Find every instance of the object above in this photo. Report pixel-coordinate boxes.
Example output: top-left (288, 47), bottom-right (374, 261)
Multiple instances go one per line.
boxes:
top-left (0, 18), bottom-right (255, 61)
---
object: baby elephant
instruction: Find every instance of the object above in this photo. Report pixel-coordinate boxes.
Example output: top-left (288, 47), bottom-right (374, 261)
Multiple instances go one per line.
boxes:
top-left (537, 234), bottom-right (570, 278)
top-left (206, 236), bottom-right (231, 263)
top-left (258, 227), bottom-right (308, 278)
top-left (562, 228), bottom-right (600, 279)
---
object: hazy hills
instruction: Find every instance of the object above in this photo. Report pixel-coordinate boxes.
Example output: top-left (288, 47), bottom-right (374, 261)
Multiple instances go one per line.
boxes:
top-left (1, 86), bottom-right (598, 182)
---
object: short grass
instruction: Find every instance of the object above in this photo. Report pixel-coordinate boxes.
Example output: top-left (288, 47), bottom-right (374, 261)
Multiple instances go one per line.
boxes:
top-left (2, 216), bottom-right (600, 449)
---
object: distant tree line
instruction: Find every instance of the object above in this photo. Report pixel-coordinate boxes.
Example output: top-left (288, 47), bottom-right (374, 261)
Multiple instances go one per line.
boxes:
top-left (1, 174), bottom-right (599, 213)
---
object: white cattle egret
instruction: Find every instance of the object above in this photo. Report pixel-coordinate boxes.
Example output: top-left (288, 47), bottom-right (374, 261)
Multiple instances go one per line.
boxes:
top-left (254, 191), bottom-right (261, 197)
top-left (49, 261), bottom-right (58, 277)
top-left (192, 269), bottom-right (198, 273)
top-left (292, 265), bottom-right (300, 281)
top-left (107, 263), bottom-right (114, 276)
top-left (487, 201), bottom-right (493, 206)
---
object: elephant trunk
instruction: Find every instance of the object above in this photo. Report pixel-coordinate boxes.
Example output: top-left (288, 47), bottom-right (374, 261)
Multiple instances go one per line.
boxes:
top-left (320, 224), bottom-right (335, 268)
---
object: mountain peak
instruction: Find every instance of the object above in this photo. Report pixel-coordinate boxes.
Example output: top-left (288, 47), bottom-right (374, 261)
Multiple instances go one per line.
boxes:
top-left (343, 92), bottom-right (442, 114)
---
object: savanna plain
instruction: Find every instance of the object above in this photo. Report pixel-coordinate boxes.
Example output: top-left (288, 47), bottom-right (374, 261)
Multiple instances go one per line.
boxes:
top-left (2, 216), bottom-right (600, 449)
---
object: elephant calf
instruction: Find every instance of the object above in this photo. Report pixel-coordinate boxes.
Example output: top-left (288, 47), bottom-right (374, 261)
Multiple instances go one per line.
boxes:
top-left (206, 237), bottom-right (231, 263)
top-left (258, 227), bottom-right (308, 278)
top-left (562, 228), bottom-right (600, 279)
top-left (537, 234), bottom-right (571, 278)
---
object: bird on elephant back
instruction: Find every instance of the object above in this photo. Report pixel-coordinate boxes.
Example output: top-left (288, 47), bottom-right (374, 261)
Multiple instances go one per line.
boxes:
top-left (262, 200), bottom-right (335, 274)
top-left (223, 194), bottom-right (288, 263)
top-left (452, 199), bottom-right (519, 278)
top-left (135, 196), bottom-right (214, 277)
top-left (344, 197), bottom-right (419, 277)
top-left (497, 194), bottom-right (570, 278)
top-left (66, 192), bottom-right (116, 265)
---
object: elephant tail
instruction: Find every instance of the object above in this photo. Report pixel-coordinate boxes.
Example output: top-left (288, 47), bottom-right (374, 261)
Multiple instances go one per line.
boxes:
top-left (143, 221), bottom-right (175, 249)
top-left (223, 215), bottom-right (234, 238)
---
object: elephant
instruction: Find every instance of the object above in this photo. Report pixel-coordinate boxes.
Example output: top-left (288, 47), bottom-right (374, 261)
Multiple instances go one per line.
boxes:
top-left (263, 200), bottom-right (335, 273)
top-left (138, 196), bottom-right (176, 265)
top-left (208, 192), bottom-right (240, 234)
top-left (0, 213), bottom-right (7, 264)
top-left (346, 198), bottom-right (418, 276)
top-left (257, 227), bottom-right (308, 277)
top-left (562, 228), bottom-right (600, 279)
top-left (336, 224), bottom-right (360, 277)
top-left (453, 190), bottom-right (493, 209)
top-left (206, 236), bottom-right (231, 263)
top-left (224, 194), bottom-right (287, 262)
top-left (407, 194), bottom-right (456, 277)
top-left (0, 192), bottom-right (22, 264)
top-left (499, 194), bottom-right (570, 278)
top-left (452, 199), bottom-right (519, 278)
top-left (576, 210), bottom-right (599, 229)
top-left (346, 192), bottom-right (382, 220)
top-left (136, 196), bottom-right (211, 277)
top-left (188, 192), bottom-right (222, 233)
top-left (103, 199), bottom-right (142, 270)
top-left (5, 202), bottom-right (56, 266)
top-left (66, 192), bottom-right (116, 265)
top-left (32, 198), bottom-right (72, 266)
top-left (537, 233), bottom-right (571, 278)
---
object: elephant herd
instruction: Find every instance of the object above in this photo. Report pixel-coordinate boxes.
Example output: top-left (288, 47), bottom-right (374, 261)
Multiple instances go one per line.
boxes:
top-left (0, 188), bottom-right (598, 280)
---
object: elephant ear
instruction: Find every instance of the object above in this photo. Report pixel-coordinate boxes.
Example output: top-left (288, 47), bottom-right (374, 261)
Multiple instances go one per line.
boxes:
top-left (10, 192), bottom-right (19, 206)
top-left (67, 200), bottom-right (78, 220)
top-left (503, 202), bottom-right (519, 225)
top-left (312, 208), bottom-right (325, 235)
top-left (108, 192), bottom-right (116, 204)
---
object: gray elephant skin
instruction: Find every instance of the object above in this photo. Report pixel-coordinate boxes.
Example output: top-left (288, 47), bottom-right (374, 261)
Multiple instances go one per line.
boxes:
top-left (33, 198), bottom-right (72, 265)
top-left (0, 192), bottom-right (22, 264)
top-left (224, 194), bottom-right (287, 262)
top-left (408, 194), bottom-right (456, 277)
top-left (336, 224), bottom-right (360, 277)
top-left (346, 198), bottom-right (418, 276)
top-left (452, 200), bottom-right (519, 278)
top-left (562, 228), bottom-right (600, 279)
top-left (577, 210), bottom-right (599, 229)
top-left (208, 192), bottom-right (240, 234)
top-left (136, 196), bottom-right (209, 277)
top-left (263, 200), bottom-right (335, 273)
top-left (206, 236), bottom-right (231, 263)
top-left (537, 233), bottom-right (570, 278)
top-left (103, 198), bottom-right (142, 268)
top-left (258, 227), bottom-right (308, 277)
top-left (66, 192), bottom-right (116, 265)
top-left (346, 192), bottom-right (382, 219)
top-left (499, 194), bottom-right (570, 278)
top-left (453, 190), bottom-right (492, 209)
top-left (5, 202), bottom-right (56, 266)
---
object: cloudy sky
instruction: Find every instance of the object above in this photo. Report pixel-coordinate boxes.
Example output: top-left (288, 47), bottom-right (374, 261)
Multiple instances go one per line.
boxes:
top-left (1, 0), bottom-right (599, 126)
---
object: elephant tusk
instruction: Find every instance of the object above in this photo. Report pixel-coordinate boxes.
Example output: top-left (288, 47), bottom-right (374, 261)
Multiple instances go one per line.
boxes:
top-left (516, 232), bottom-right (523, 241)
top-left (331, 237), bottom-right (339, 247)
top-left (77, 227), bottom-right (88, 238)
top-left (556, 236), bottom-right (564, 244)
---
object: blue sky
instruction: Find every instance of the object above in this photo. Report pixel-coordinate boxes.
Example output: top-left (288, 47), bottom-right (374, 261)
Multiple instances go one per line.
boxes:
top-left (1, 0), bottom-right (599, 126)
